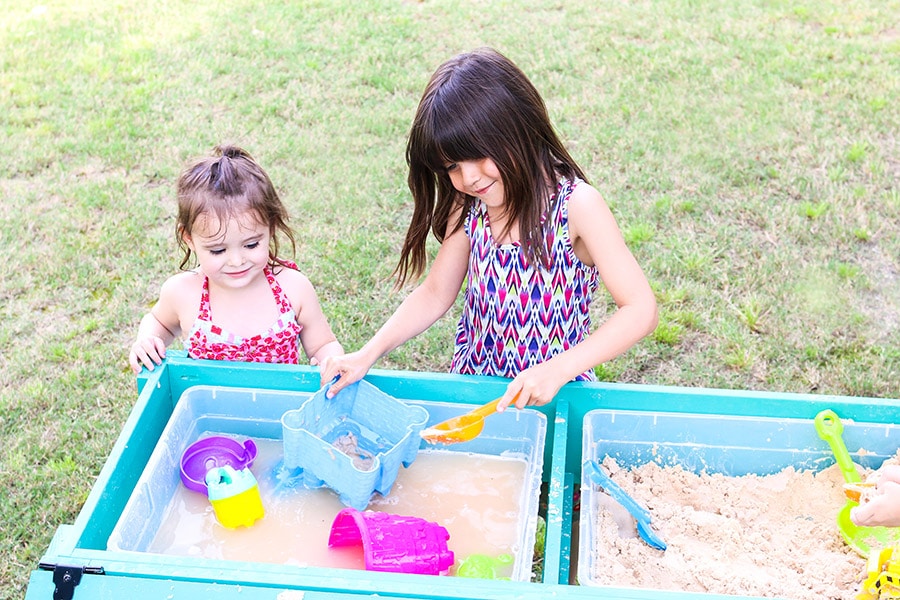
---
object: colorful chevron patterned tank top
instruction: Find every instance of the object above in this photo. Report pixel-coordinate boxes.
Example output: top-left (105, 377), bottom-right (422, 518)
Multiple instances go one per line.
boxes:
top-left (449, 178), bottom-right (600, 381)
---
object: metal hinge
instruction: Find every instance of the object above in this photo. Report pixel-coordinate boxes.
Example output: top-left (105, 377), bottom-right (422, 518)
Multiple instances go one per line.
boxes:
top-left (37, 563), bottom-right (105, 600)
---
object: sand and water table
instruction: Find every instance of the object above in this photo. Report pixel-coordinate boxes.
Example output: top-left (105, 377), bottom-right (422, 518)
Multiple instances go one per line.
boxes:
top-left (24, 350), bottom-right (900, 600)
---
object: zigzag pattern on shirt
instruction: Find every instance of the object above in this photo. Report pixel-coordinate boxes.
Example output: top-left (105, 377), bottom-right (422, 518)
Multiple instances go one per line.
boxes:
top-left (451, 178), bottom-right (600, 381)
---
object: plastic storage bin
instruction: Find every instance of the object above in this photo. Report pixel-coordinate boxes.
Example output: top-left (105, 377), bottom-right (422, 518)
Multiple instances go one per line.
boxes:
top-left (281, 380), bottom-right (429, 510)
top-left (107, 383), bottom-right (547, 583)
top-left (577, 408), bottom-right (900, 588)
top-left (107, 385), bottom-right (313, 553)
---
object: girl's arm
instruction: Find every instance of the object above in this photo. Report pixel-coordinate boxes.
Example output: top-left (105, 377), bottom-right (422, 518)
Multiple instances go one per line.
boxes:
top-left (279, 269), bottom-right (344, 365)
top-left (320, 218), bottom-right (470, 395)
top-left (128, 274), bottom-right (190, 374)
top-left (500, 183), bottom-right (658, 409)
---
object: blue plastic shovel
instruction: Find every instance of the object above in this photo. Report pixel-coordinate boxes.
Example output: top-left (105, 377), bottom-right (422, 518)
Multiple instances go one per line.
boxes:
top-left (585, 460), bottom-right (667, 551)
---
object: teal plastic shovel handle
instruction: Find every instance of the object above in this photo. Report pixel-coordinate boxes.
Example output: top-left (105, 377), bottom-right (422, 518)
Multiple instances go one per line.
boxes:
top-left (585, 460), bottom-right (667, 551)
top-left (814, 409), bottom-right (862, 484)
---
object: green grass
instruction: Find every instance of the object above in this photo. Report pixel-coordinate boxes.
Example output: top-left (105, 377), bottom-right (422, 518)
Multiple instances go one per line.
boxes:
top-left (2, 0), bottom-right (899, 596)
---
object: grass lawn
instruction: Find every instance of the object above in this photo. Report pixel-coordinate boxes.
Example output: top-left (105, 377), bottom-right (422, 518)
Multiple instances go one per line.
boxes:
top-left (1, 0), bottom-right (898, 597)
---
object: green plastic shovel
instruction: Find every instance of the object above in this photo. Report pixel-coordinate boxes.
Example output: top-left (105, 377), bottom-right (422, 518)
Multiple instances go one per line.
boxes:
top-left (814, 409), bottom-right (900, 557)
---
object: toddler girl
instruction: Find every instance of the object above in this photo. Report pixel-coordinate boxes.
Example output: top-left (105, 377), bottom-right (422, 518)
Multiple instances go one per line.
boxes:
top-left (129, 145), bottom-right (342, 373)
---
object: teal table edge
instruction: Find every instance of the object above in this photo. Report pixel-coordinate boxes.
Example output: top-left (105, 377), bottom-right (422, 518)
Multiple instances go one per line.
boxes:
top-left (26, 351), bottom-right (900, 600)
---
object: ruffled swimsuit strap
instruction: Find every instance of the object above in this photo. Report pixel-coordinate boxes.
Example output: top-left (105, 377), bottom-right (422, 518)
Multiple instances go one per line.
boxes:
top-left (268, 261), bottom-right (298, 315)
top-left (197, 274), bottom-right (212, 322)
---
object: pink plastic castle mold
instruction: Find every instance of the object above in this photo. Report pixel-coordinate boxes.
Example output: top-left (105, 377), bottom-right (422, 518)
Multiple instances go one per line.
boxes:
top-left (328, 508), bottom-right (454, 575)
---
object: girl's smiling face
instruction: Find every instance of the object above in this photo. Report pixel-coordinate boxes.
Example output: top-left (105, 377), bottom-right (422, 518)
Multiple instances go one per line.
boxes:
top-left (184, 211), bottom-right (271, 289)
top-left (445, 157), bottom-right (506, 208)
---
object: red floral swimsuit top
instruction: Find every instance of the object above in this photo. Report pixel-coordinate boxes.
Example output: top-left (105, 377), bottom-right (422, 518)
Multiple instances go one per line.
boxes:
top-left (187, 263), bottom-right (303, 364)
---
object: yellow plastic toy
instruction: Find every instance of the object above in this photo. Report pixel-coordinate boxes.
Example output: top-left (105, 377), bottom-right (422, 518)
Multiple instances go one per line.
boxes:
top-left (205, 465), bottom-right (265, 528)
top-left (858, 543), bottom-right (900, 600)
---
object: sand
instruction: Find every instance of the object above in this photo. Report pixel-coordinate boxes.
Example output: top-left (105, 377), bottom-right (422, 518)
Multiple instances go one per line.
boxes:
top-left (589, 457), bottom-right (870, 599)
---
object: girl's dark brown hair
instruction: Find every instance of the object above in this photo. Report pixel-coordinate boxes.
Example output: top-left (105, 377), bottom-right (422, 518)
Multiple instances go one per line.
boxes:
top-left (399, 47), bottom-right (587, 286)
top-left (175, 145), bottom-right (296, 270)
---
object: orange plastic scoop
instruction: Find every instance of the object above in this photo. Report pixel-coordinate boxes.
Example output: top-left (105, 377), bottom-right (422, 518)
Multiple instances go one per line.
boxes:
top-left (420, 396), bottom-right (509, 445)
top-left (843, 482), bottom-right (877, 503)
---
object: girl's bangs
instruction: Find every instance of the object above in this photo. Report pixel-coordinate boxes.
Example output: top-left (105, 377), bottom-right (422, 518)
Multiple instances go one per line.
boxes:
top-left (186, 189), bottom-right (264, 235)
top-left (424, 103), bottom-right (492, 170)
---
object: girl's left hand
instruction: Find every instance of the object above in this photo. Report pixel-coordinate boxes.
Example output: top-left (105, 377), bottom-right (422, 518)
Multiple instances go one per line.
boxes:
top-left (497, 362), bottom-right (567, 410)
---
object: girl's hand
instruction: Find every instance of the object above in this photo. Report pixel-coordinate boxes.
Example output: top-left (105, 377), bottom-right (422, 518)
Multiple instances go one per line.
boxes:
top-left (308, 340), bottom-right (344, 367)
top-left (874, 464), bottom-right (900, 485)
top-left (129, 336), bottom-right (168, 374)
top-left (850, 479), bottom-right (900, 528)
top-left (319, 351), bottom-right (374, 397)
top-left (498, 362), bottom-right (568, 410)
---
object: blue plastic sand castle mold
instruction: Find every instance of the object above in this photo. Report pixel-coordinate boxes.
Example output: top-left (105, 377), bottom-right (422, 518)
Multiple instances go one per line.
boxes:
top-left (281, 380), bottom-right (429, 510)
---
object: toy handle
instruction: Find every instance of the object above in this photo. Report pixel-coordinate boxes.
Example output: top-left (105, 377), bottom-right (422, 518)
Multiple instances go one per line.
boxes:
top-left (242, 439), bottom-right (258, 466)
top-left (470, 397), bottom-right (504, 419)
top-left (585, 460), bottom-right (666, 551)
top-left (814, 409), bottom-right (861, 484)
top-left (471, 393), bottom-right (522, 419)
top-left (585, 460), bottom-right (650, 520)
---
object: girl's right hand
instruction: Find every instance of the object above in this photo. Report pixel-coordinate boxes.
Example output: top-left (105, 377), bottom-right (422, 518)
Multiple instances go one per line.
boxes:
top-left (499, 360), bottom-right (568, 409)
top-left (319, 351), bottom-right (373, 397)
top-left (875, 464), bottom-right (900, 485)
top-left (129, 336), bottom-right (167, 374)
top-left (849, 464), bottom-right (900, 528)
top-left (850, 480), bottom-right (900, 528)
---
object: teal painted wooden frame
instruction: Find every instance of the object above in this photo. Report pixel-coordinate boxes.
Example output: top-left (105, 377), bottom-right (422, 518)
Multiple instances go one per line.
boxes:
top-left (25, 351), bottom-right (900, 600)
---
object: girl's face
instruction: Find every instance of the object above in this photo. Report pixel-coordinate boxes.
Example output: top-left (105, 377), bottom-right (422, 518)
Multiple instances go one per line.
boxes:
top-left (445, 158), bottom-right (505, 208)
top-left (184, 211), bottom-right (271, 289)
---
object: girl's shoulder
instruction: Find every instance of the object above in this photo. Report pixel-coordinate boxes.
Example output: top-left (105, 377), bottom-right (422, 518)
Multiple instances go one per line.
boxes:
top-left (272, 263), bottom-right (316, 297)
top-left (564, 180), bottom-right (618, 244)
top-left (565, 179), bottom-right (607, 213)
top-left (155, 270), bottom-right (205, 318)
top-left (159, 269), bottom-right (204, 296)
